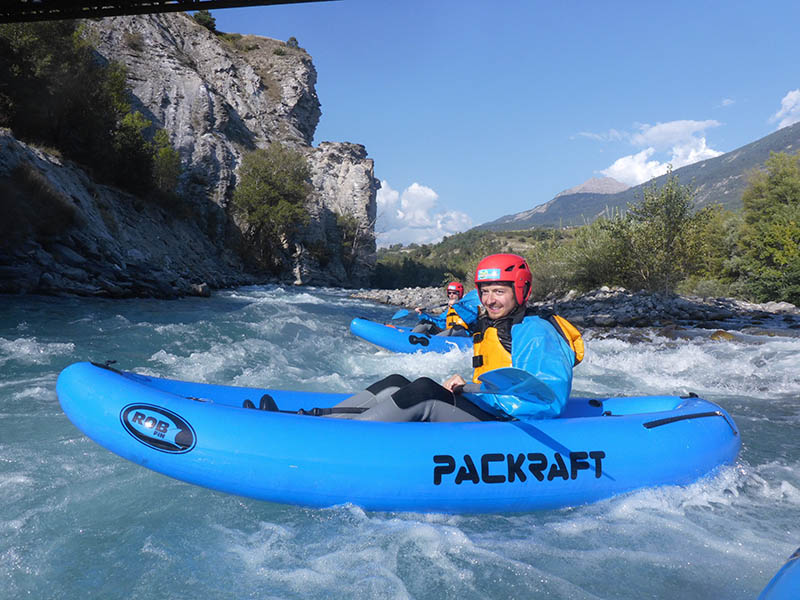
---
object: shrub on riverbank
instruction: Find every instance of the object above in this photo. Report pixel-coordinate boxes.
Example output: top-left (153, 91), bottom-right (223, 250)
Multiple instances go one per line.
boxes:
top-left (565, 170), bottom-right (715, 293)
top-left (732, 152), bottom-right (800, 304)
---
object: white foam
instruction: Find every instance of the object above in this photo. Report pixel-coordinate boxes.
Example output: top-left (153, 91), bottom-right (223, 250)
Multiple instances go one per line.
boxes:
top-left (4, 286), bottom-right (797, 599)
top-left (0, 337), bottom-right (75, 366)
top-left (340, 347), bottom-right (473, 384)
top-left (575, 332), bottom-right (800, 399)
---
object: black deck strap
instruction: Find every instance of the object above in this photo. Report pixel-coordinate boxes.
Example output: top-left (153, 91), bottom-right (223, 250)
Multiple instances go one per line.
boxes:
top-left (298, 406), bottom-right (368, 416)
top-left (392, 377), bottom-right (509, 422)
top-left (366, 374), bottom-right (412, 395)
top-left (243, 399), bottom-right (256, 409)
top-left (472, 356), bottom-right (484, 368)
top-left (643, 410), bottom-right (738, 435)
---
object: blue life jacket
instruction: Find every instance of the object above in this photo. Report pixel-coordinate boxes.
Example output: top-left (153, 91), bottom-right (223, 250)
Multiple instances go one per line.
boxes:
top-left (419, 288), bottom-right (481, 331)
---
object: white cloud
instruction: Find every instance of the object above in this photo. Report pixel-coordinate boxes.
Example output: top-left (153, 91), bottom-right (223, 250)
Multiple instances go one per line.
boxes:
top-left (597, 120), bottom-right (723, 186)
top-left (600, 149), bottom-right (666, 187)
top-left (770, 89), bottom-right (800, 129)
top-left (721, 98), bottom-right (735, 107)
top-left (375, 180), bottom-right (472, 247)
top-left (669, 136), bottom-right (722, 168)
top-left (577, 129), bottom-right (626, 142)
top-left (629, 120), bottom-right (721, 149)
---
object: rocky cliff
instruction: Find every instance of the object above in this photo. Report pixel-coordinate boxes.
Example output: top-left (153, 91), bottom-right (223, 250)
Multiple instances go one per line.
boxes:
top-left (0, 12), bottom-right (378, 297)
top-left (0, 131), bottom-right (255, 297)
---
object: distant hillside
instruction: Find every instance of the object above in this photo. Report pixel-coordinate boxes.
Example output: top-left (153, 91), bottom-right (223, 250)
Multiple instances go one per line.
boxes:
top-left (480, 121), bottom-right (800, 230)
top-left (554, 176), bottom-right (629, 198)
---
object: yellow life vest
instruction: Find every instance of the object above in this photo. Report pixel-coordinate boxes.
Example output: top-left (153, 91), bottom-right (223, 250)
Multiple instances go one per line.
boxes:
top-left (445, 307), bottom-right (469, 330)
top-left (471, 326), bottom-right (512, 383)
top-left (471, 313), bottom-right (584, 384)
top-left (548, 315), bottom-right (584, 365)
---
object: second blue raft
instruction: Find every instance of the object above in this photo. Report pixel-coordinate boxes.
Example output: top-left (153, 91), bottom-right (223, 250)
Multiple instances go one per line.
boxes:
top-left (350, 317), bottom-right (473, 354)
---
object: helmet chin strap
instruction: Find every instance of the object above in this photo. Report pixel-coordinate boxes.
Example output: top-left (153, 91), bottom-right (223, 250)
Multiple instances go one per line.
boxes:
top-left (521, 281), bottom-right (531, 305)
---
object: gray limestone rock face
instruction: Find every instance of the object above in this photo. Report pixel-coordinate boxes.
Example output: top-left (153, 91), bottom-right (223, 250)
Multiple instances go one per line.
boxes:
top-left (86, 13), bottom-right (378, 288)
top-left (87, 14), bottom-right (321, 206)
top-left (0, 13), bottom-right (379, 296)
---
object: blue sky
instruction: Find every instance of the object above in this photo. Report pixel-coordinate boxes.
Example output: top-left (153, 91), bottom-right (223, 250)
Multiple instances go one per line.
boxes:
top-left (212, 0), bottom-right (800, 246)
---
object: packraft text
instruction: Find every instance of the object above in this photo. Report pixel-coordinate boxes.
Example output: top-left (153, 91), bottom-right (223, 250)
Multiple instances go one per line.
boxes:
top-left (433, 451), bottom-right (606, 485)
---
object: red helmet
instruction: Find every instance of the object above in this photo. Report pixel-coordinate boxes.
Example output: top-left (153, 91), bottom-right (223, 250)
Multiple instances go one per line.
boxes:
top-left (446, 281), bottom-right (464, 299)
top-left (474, 253), bottom-right (532, 305)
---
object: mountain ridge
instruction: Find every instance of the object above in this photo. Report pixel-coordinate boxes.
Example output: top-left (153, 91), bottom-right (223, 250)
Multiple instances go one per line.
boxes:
top-left (480, 121), bottom-right (800, 230)
top-left (554, 176), bottom-right (629, 198)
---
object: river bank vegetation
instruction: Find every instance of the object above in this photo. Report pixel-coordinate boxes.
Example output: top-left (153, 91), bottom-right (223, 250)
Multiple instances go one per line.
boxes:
top-left (0, 21), bottom-right (182, 199)
top-left (374, 155), bottom-right (800, 306)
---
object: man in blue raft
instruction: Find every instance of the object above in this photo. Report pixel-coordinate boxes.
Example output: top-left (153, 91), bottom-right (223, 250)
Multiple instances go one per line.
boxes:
top-left (412, 282), bottom-right (480, 337)
top-left (320, 253), bottom-right (584, 422)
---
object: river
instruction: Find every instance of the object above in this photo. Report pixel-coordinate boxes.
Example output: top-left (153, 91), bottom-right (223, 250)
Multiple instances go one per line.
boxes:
top-left (1, 285), bottom-right (798, 599)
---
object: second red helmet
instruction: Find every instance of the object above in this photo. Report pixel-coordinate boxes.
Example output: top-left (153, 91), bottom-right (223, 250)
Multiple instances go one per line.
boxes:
top-left (446, 281), bottom-right (464, 299)
top-left (474, 253), bottom-right (532, 305)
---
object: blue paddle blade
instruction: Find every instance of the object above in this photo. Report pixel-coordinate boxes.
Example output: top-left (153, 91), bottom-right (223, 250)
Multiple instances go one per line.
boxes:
top-left (476, 368), bottom-right (556, 405)
top-left (391, 309), bottom-right (409, 320)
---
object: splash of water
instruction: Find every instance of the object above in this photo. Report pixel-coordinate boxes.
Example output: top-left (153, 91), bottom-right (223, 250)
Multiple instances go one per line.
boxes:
top-left (0, 287), bottom-right (797, 599)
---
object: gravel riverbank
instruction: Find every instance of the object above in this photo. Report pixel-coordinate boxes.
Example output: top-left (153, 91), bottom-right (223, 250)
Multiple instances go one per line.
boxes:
top-left (351, 286), bottom-right (800, 334)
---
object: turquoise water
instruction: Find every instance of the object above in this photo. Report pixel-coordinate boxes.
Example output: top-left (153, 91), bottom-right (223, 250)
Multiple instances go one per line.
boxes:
top-left (1, 286), bottom-right (798, 599)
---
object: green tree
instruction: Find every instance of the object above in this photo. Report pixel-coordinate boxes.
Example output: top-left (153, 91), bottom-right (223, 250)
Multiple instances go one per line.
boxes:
top-left (560, 219), bottom-right (623, 292)
top-left (671, 206), bottom-right (742, 297)
top-left (152, 129), bottom-right (182, 194)
top-left (0, 22), bottom-right (154, 194)
top-left (592, 170), bottom-right (712, 292)
top-left (336, 213), bottom-right (370, 273)
top-left (0, 22), bottom-right (123, 155)
top-left (108, 110), bottom-right (154, 192)
top-left (193, 10), bottom-right (216, 33)
top-left (233, 143), bottom-right (311, 271)
top-left (734, 151), bottom-right (800, 303)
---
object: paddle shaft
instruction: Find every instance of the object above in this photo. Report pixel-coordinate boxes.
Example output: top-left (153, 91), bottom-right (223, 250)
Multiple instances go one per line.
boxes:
top-left (392, 303), bottom-right (448, 320)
